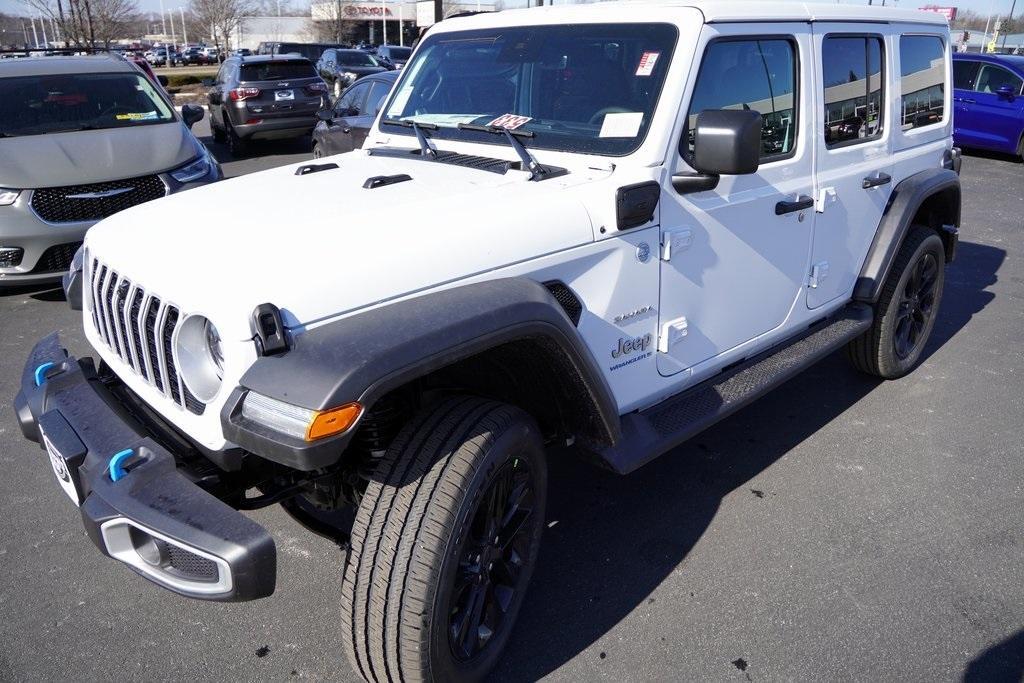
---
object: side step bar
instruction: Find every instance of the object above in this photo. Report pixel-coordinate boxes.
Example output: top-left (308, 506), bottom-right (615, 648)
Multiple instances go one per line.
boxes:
top-left (598, 303), bottom-right (873, 474)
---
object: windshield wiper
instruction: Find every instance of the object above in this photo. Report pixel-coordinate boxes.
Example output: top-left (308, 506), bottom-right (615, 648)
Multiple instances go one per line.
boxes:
top-left (456, 123), bottom-right (548, 181)
top-left (386, 119), bottom-right (438, 158)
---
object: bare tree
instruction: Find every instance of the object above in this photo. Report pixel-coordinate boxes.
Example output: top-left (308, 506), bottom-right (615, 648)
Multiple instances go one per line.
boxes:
top-left (190, 0), bottom-right (253, 53)
top-left (19, 0), bottom-right (138, 47)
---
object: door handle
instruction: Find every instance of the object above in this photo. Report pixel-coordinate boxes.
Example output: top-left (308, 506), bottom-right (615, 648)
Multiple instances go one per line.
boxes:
top-left (862, 172), bottom-right (892, 189)
top-left (961, 98), bottom-right (976, 104)
top-left (775, 195), bottom-right (814, 215)
top-left (342, 127), bottom-right (351, 134)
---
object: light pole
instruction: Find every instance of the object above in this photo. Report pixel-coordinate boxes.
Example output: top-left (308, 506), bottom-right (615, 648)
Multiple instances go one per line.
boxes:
top-left (159, 0), bottom-right (167, 36)
top-left (180, 7), bottom-right (188, 46)
top-left (1003, 0), bottom-right (1018, 50)
top-left (382, 0), bottom-right (387, 46)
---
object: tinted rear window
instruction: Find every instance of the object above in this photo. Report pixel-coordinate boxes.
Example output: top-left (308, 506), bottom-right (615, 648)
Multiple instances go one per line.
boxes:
top-left (241, 61), bottom-right (315, 81)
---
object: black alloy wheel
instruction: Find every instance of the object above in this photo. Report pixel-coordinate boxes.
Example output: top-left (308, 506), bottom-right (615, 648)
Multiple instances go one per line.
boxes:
top-left (893, 251), bottom-right (939, 360)
top-left (448, 458), bottom-right (536, 662)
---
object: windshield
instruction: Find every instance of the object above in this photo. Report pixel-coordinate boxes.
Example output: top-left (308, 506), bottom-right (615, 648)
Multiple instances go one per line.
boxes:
top-left (380, 23), bottom-right (677, 156)
top-left (241, 60), bottom-right (316, 81)
top-left (0, 73), bottom-right (175, 137)
top-left (337, 51), bottom-right (381, 67)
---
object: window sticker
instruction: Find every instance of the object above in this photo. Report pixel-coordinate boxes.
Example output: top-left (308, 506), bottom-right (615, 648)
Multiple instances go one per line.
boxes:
top-left (599, 112), bottom-right (643, 138)
top-left (487, 113), bottom-right (532, 130)
top-left (636, 51), bottom-right (660, 77)
top-left (115, 111), bottom-right (159, 121)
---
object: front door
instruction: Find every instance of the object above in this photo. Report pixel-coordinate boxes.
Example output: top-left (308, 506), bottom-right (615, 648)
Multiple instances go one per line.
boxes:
top-left (963, 63), bottom-right (1024, 152)
top-left (807, 28), bottom-right (893, 309)
top-left (659, 27), bottom-right (815, 376)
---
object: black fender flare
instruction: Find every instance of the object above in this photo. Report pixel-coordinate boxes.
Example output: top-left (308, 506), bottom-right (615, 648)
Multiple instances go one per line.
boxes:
top-left (222, 277), bottom-right (620, 470)
top-left (853, 167), bottom-right (961, 303)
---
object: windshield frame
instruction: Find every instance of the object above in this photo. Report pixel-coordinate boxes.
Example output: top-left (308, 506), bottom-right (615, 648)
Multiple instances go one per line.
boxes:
top-left (377, 22), bottom-right (679, 158)
top-left (0, 71), bottom-right (178, 138)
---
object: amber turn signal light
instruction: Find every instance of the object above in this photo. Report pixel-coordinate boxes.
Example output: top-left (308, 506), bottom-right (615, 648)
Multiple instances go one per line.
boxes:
top-left (305, 403), bottom-right (362, 441)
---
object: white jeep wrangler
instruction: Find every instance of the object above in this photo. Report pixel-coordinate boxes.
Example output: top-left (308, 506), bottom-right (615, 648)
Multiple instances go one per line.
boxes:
top-left (16, 2), bottom-right (961, 680)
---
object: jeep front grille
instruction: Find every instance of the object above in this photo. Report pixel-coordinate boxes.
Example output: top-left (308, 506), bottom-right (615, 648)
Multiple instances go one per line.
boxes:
top-left (89, 258), bottom-right (205, 415)
top-left (32, 175), bottom-right (167, 224)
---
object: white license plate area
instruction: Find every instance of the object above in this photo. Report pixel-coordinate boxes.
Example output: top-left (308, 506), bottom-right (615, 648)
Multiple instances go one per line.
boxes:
top-left (41, 426), bottom-right (82, 506)
top-left (275, 89), bottom-right (295, 101)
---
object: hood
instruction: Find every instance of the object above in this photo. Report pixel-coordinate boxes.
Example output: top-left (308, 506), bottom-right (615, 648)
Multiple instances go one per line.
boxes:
top-left (85, 150), bottom-right (599, 341)
top-left (0, 122), bottom-right (201, 189)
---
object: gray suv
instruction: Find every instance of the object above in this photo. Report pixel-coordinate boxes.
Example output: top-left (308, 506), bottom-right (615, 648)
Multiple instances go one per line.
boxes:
top-left (0, 54), bottom-right (219, 288)
top-left (207, 55), bottom-right (328, 156)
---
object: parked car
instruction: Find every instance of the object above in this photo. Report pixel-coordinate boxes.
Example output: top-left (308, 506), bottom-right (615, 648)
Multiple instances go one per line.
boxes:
top-left (316, 48), bottom-right (389, 100)
top-left (312, 70), bottom-right (398, 157)
top-left (124, 54), bottom-right (169, 92)
top-left (14, 5), bottom-right (962, 682)
top-left (375, 44), bottom-right (412, 70)
top-left (206, 54), bottom-right (328, 156)
top-left (200, 46), bottom-right (220, 62)
top-left (952, 53), bottom-right (1024, 160)
top-left (181, 46), bottom-right (210, 66)
top-left (234, 48), bottom-right (252, 57)
top-left (256, 41), bottom-right (348, 63)
top-left (145, 47), bottom-right (180, 66)
top-left (0, 54), bottom-right (218, 287)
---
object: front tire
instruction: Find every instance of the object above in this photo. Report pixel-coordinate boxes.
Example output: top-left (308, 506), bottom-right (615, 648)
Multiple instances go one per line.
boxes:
top-left (847, 226), bottom-right (946, 378)
top-left (341, 397), bottom-right (547, 683)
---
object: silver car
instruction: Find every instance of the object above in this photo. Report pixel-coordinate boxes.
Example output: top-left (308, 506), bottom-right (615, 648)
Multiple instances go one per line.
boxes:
top-left (0, 54), bottom-right (220, 287)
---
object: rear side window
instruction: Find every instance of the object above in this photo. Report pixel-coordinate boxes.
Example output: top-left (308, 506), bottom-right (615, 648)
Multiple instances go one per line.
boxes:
top-left (240, 61), bottom-right (315, 81)
top-left (822, 36), bottom-right (884, 146)
top-left (975, 64), bottom-right (1024, 95)
top-left (953, 60), bottom-right (980, 89)
top-left (685, 38), bottom-right (798, 160)
top-left (900, 35), bottom-right (946, 130)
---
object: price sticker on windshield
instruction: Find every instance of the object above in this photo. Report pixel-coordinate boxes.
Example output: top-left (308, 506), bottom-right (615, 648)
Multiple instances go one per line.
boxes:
top-left (487, 114), bottom-right (532, 130)
top-left (636, 52), bottom-right (660, 77)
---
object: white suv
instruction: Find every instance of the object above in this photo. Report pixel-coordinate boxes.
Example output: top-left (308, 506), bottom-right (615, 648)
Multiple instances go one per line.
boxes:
top-left (16, 3), bottom-right (961, 680)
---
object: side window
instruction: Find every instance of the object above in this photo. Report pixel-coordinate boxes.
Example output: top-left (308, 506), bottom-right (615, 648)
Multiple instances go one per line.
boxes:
top-left (822, 36), bottom-right (884, 146)
top-left (336, 82), bottom-right (370, 115)
top-left (367, 81), bottom-right (392, 116)
top-left (953, 60), bottom-right (980, 90)
top-left (975, 64), bottom-right (1024, 95)
top-left (900, 35), bottom-right (946, 130)
top-left (685, 38), bottom-right (798, 160)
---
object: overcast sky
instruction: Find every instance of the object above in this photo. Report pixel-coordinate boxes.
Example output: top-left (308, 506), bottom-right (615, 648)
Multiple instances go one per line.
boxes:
top-left (1, 0), bottom-right (1018, 24)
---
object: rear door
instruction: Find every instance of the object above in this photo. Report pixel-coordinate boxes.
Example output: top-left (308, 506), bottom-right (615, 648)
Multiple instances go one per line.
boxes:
top-left (807, 28), bottom-right (892, 309)
top-left (952, 58), bottom-right (983, 146)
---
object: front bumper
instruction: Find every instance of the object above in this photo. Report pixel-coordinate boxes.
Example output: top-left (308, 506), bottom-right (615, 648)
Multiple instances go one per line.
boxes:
top-left (14, 333), bottom-right (275, 601)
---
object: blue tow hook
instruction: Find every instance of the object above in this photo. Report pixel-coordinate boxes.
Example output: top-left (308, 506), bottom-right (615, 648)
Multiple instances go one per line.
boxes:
top-left (34, 362), bottom-right (56, 387)
top-left (108, 449), bottom-right (135, 482)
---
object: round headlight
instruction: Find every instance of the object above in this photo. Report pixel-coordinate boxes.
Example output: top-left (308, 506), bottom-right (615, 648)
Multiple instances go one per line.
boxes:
top-left (174, 314), bottom-right (225, 403)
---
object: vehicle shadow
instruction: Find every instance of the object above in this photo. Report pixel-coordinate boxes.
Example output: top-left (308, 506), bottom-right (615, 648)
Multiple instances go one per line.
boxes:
top-left (963, 629), bottom-right (1024, 682)
top-left (200, 134), bottom-right (312, 169)
top-left (493, 240), bottom-right (1005, 681)
top-left (959, 147), bottom-right (1023, 164)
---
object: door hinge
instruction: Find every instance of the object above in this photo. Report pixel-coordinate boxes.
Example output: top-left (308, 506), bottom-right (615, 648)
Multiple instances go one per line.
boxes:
top-left (658, 316), bottom-right (688, 353)
top-left (816, 187), bottom-right (837, 213)
top-left (660, 228), bottom-right (693, 261)
top-left (808, 262), bottom-right (830, 289)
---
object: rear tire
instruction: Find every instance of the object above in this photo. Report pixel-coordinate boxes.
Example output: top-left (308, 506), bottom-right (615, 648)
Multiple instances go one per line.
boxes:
top-left (211, 113), bottom-right (226, 144)
top-left (226, 119), bottom-right (248, 158)
top-left (312, 142), bottom-right (323, 159)
top-left (341, 396), bottom-right (547, 683)
top-left (847, 226), bottom-right (946, 378)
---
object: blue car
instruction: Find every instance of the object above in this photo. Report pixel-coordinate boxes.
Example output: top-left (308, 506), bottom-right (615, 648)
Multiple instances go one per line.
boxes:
top-left (952, 53), bottom-right (1024, 160)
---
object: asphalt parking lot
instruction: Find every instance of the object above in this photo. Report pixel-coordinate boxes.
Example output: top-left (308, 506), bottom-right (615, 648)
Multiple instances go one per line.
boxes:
top-left (0, 144), bottom-right (1022, 681)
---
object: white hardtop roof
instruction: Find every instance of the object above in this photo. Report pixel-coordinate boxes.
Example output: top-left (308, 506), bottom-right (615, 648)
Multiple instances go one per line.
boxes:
top-left (442, 1), bottom-right (949, 29)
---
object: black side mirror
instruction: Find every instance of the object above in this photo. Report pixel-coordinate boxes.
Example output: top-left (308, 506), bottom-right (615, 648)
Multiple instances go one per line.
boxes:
top-left (316, 109), bottom-right (334, 122)
top-left (201, 77), bottom-right (214, 87)
top-left (181, 103), bottom-right (205, 128)
top-left (157, 75), bottom-right (169, 87)
top-left (673, 109), bottom-right (762, 194)
top-left (996, 84), bottom-right (1016, 101)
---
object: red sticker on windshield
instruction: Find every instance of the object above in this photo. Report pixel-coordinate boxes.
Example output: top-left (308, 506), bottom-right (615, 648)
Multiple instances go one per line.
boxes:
top-left (636, 52), bottom-right (660, 77)
top-left (487, 113), bottom-right (532, 130)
